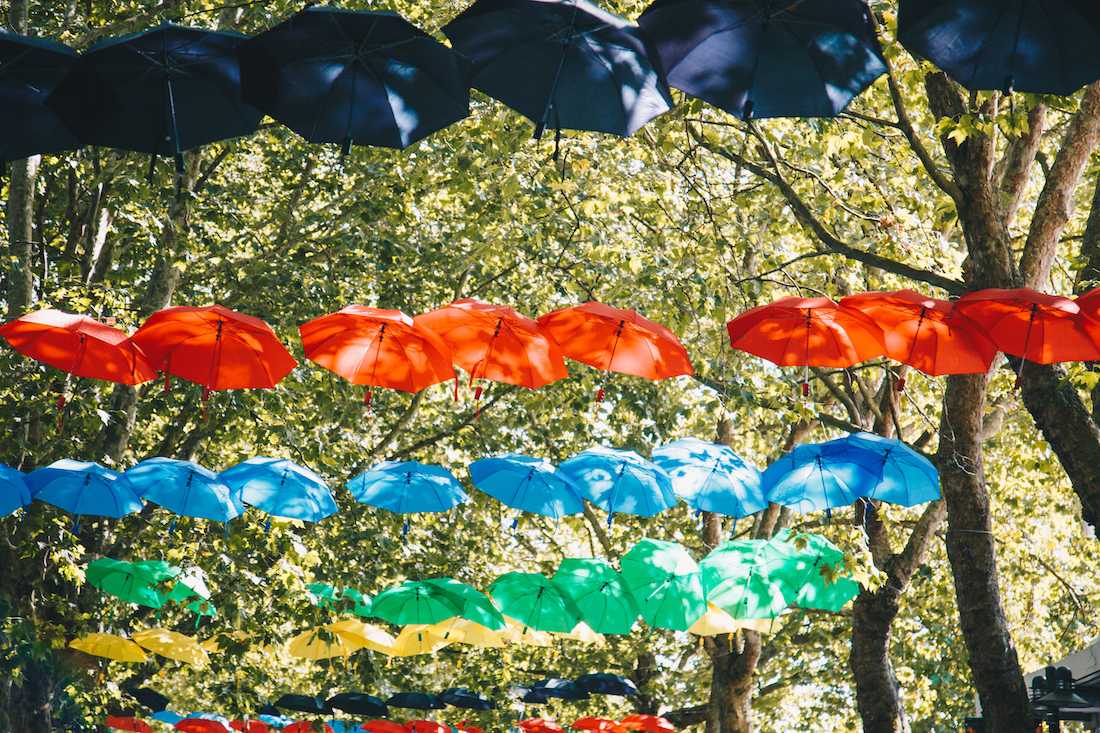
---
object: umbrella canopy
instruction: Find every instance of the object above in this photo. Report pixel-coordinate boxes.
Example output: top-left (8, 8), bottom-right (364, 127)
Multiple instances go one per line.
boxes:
top-left (688, 604), bottom-right (774, 635)
top-left (639, 0), bottom-right (885, 120)
top-left (362, 721), bottom-right (406, 733)
top-left (559, 447), bottom-right (677, 522)
top-left (154, 712), bottom-right (186, 726)
top-left (0, 309), bottom-right (155, 385)
top-left (299, 307), bottom-right (455, 403)
top-left (284, 724), bottom-right (334, 733)
top-left (651, 438), bottom-right (764, 518)
top-left (230, 722), bottom-right (272, 733)
top-left (777, 530), bottom-right (860, 612)
top-left (69, 633), bottom-right (148, 662)
top-left (469, 454), bottom-right (584, 519)
top-left (414, 299), bottom-right (567, 392)
top-left (821, 432), bottom-right (940, 507)
top-left (386, 693), bottom-right (444, 711)
top-left (518, 719), bottom-right (564, 733)
top-left (127, 687), bottom-right (170, 713)
top-left (619, 539), bottom-right (706, 631)
top-left (429, 617), bottom-right (506, 648)
top-left (0, 464), bottom-right (31, 517)
top-left (619, 715), bottom-right (674, 733)
top-left (327, 618), bottom-right (397, 653)
top-left (761, 440), bottom-right (883, 514)
top-left (530, 679), bottom-right (588, 701)
top-left (405, 722), bottom-right (447, 733)
top-left (700, 539), bottom-right (797, 620)
top-left (371, 579), bottom-right (464, 625)
top-left (126, 457), bottom-right (242, 522)
top-left (47, 25), bottom-right (261, 160)
top-left (132, 628), bottom-right (209, 666)
top-left (86, 557), bottom-right (178, 608)
top-left (898, 0), bottom-right (1100, 95)
top-left (386, 624), bottom-right (453, 656)
top-left (327, 693), bottom-right (388, 718)
top-left (131, 305), bottom-right (296, 395)
top-left (220, 457), bottom-right (337, 523)
top-left (0, 32), bottom-right (80, 161)
top-left (348, 461), bottom-right (467, 516)
top-left (274, 696), bottom-right (333, 716)
top-left (176, 720), bottom-right (229, 733)
top-left (574, 674), bottom-right (638, 697)
top-left (422, 577), bottom-right (505, 630)
top-left (287, 625), bottom-right (364, 660)
top-left (27, 459), bottom-right (143, 520)
top-left (839, 290), bottom-right (997, 378)
top-left (306, 584), bottom-right (372, 616)
top-left (502, 617), bottom-right (555, 647)
top-left (551, 558), bottom-right (638, 635)
top-left (440, 688), bottom-right (494, 711)
top-left (106, 716), bottom-right (154, 733)
top-left (572, 719), bottom-right (623, 733)
top-left (954, 288), bottom-right (1100, 364)
top-left (556, 621), bottom-right (605, 645)
top-left (241, 8), bottom-right (469, 152)
top-left (489, 572), bottom-right (581, 632)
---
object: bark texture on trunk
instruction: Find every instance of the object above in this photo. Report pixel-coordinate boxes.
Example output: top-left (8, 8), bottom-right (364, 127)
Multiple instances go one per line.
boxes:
top-left (851, 585), bottom-right (908, 733)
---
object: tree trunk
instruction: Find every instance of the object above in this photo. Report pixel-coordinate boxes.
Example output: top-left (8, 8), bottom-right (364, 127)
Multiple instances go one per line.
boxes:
top-left (851, 586), bottom-right (909, 733)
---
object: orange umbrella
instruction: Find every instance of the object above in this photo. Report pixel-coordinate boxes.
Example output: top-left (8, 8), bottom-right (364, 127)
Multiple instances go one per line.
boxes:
top-left (726, 296), bottom-right (886, 394)
top-left (572, 718), bottom-right (624, 733)
top-left (537, 302), bottom-right (692, 400)
top-left (283, 723), bottom-right (334, 733)
top-left (839, 290), bottom-right (997, 385)
top-left (106, 716), bottom-right (155, 733)
top-left (132, 304), bottom-right (297, 407)
top-left (230, 722), bottom-right (272, 733)
top-left (619, 715), bottom-right (675, 733)
top-left (405, 721), bottom-right (448, 733)
top-left (415, 298), bottom-right (567, 405)
top-left (518, 719), bottom-right (565, 733)
top-left (456, 722), bottom-right (485, 733)
top-left (299, 306), bottom-right (454, 408)
top-left (362, 721), bottom-right (407, 733)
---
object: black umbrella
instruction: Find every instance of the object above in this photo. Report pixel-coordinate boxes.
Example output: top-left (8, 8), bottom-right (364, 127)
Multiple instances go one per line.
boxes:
top-left (273, 693), bottom-right (334, 715)
top-left (48, 23), bottom-right (261, 177)
top-left (124, 686), bottom-right (170, 712)
top-left (442, 0), bottom-right (672, 141)
top-left (0, 30), bottom-right (80, 162)
top-left (898, 0), bottom-right (1100, 94)
top-left (387, 691), bottom-right (445, 710)
top-left (638, 0), bottom-right (885, 120)
top-left (440, 687), bottom-right (495, 710)
top-left (258, 704), bottom-right (282, 717)
top-left (574, 673), bottom-right (638, 697)
top-left (530, 678), bottom-right (589, 700)
top-left (240, 7), bottom-right (469, 155)
top-left (327, 692), bottom-right (390, 717)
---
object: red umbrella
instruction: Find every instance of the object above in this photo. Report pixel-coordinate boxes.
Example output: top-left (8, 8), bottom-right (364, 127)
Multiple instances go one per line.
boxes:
top-left (362, 721), bottom-right (408, 733)
top-left (283, 723), bottom-right (334, 733)
top-left (106, 716), bottom-right (155, 733)
top-left (537, 302), bottom-right (693, 400)
top-left (230, 722), bottom-right (272, 733)
top-left (299, 306), bottom-right (455, 408)
top-left (176, 719), bottom-right (229, 733)
top-left (415, 298), bottom-right (567, 407)
top-left (618, 715), bottom-right (675, 733)
top-left (405, 721), bottom-right (448, 733)
top-left (132, 304), bottom-right (297, 406)
top-left (456, 722), bottom-right (485, 733)
top-left (518, 719), bottom-right (565, 733)
top-left (572, 718), bottom-right (624, 733)
top-left (726, 296), bottom-right (886, 394)
top-left (839, 290), bottom-right (997, 385)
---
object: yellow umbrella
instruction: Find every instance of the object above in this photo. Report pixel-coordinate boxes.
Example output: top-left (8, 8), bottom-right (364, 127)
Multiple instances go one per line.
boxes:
top-left (200, 630), bottom-right (250, 653)
top-left (688, 604), bottom-right (775, 636)
top-left (69, 633), bottom-right (147, 663)
top-left (132, 628), bottom-right (210, 666)
top-left (555, 622), bottom-right (604, 645)
top-left (429, 617), bottom-right (506, 649)
top-left (327, 618), bottom-right (396, 654)
top-left (385, 624), bottom-right (452, 656)
top-left (288, 624), bottom-right (364, 660)
top-left (501, 617), bottom-right (553, 647)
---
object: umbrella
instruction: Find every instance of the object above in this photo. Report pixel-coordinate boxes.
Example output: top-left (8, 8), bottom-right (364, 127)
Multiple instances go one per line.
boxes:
top-left (0, 464), bottom-right (31, 517)
top-left (362, 721), bottom-right (406, 733)
top-left (551, 558), bottom-right (638, 635)
top-left (530, 679), bottom-right (588, 701)
top-left (167, 566), bottom-right (212, 605)
top-left (422, 577), bottom-right (505, 630)
top-left (898, 0), bottom-right (1100, 95)
top-left (299, 306), bottom-right (455, 406)
top-left (700, 539), bottom-right (798, 620)
top-left (821, 432), bottom-right (940, 507)
top-left (726, 296), bottom-right (886, 393)
top-left (0, 309), bottom-right (154, 386)
top-left (176, 720), bottom-right (229, 733)
top-left (328, 618), bottom-right (398, 653)
top-left (639, 0), bottom-right (885, 120)
top-left (456, 724), bottom-right (485, 733)
top-left (778, 530), bottom-right (860, 612)
top-left (839, 291), bottom-right (997, 381)
top-left (574, 674), bottom-right (638, 697)
top-left (469, 454), bottom-right (585, 520)
top-left (651, 438), bottom-right (764, 518)
top-left (536, 303), bottom-right (693, 399)
top-left (559, 447), bottom-right (677, 523)
top-left (220, 457), bottom-right (337, 523)
top-left (429, 617), bottom-right (506, 648)
top-left (386, 693), bottom-right (444, 711)
top-left (0, 32), bottom-right (80, 161)
top-left (442, 0), bottom-right (671, 141)
top-left (440, 688), bottom-right (494, 711)
top-left (132, 628), bottom-right (209, 666)
top-left (371, 579), bottom-right (464, 625)
top-left (489, 572), bottom-right (581, 632)
top-left (126, 457), bottom-right (243, 522)
top-left (230, 722), bottom-right (272, 733)
top-left (688, 604), bottom-right (774, 635)
top-left (131, 304), bottom-right (297, 402)
top-left (502, 617), bottom-right (554, 647)
top-left (348, 461), bottom-right (467, 533)
top-left (386, 624), bottom-right (454, 657)
top-left (414, 299), bottom-right (567, 402)
top-left (155, 712), bottom-right (186, 726)
top-left (619, 539), bottom-right (706, 631)
top-left (761, 440), bottom-right (883, 514)
top-left (306, 584), bottom-right (371, 616)
top-left (106, 716), bottom-right (154, 733)
top-left (241, 8), bottom-right (469, 153)
top-left (556, 622), bottom-right (604, 645)
top-left (27, 459), bottom-right (143, 522)
top-left (284, 724), bottom-right (334, 733)
top-left (327, 693), bottom-right (388, 718)
top-left (47, 24), bottom-right (261, 175)
top-left (86, 557), bottom-right (178, 608)
top-left (126, 688), bottom-right (170, 713)
top-left (69, 633), bottom-right (148, 662)
top-left (518, 720), bottom-right (564, 733)
top-left (287, 625), bottom-right (365, 660)
top-left (275, 696), bottom-right (334, 716)
top-left (405, 722), bottom-right (447, 733)
top-left (619, 716), bottom-right (674, 733)
top-left (514, 686), bottom-right (553, 704)
top-left (572, 719), bottom-right (623, 733)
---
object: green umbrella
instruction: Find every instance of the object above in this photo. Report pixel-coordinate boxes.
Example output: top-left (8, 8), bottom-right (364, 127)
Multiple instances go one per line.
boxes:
top-left (339, 587), bottom-right (373, 617)
top-left (188, 598), bottom-right (217, 617)
top-left (488, 572), bottom-right (580, 633)
top-left (85, 558), bottom-right (178, 608)
top-left (166, 566), bottom-right (211, 604)
top-left (620, 539), bottom-right (705, 631)
top-left (552, 558), bottom-right (638, 635)
top-left (371, 579), bottom-right (463, 625)
top-left (425, 577), bottom-right (505, 630)
top-left (307, 583), bottom-right (372, 616)
top-left (778, 531), bottom-right (860, 612)
top-left (700, 539), bottom-right (795, 620)
top-left (307, 581), bottom-right (339, 607)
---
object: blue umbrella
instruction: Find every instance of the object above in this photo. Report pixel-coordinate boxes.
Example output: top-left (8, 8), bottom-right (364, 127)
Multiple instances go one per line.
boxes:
top-left (440, 687), bottom-right (495, 710)
top-left (899, 0), bottom-right (1100, 95)
top-left (530, 678), bottom-right (588, 701)
top-left (387, 692), bottom-right (445, 710)
top-left (469, 453), bottom-right (584, 520)
top-left (240, 7), bottom-right (470, 154)
top-left (220, 457), bottom-right (337, 523)
top-left (761, 440), bottom-right (882, 514)
top-left (821, 432), bottom-right (940, 507)
top-left (559, 447), bottom-right (677, 524)
top-left (348, 461), bottom-right (467, 533)
top-left (651, 438), bottom-right (765, 518)
top-left (0, 464), bottom-right (31, 517)
top-left (574, 673), bottom-right (638, 697)
top-left (151, 710), bottom-right (184, 726)
top-left (0, 31), bottom-right (81, 162)
top-left (638, 0), bottom-right (885, 121)
top-left (442, 0), bottom-right (672, 142)
top-left (26, 460), bottom-right (143, 522)
top-left (125, 457), bottom-right (243, 522)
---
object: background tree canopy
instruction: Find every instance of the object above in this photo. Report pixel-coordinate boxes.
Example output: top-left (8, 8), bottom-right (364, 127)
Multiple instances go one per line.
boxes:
top-left (5, 1), bottom-right (1100, 732)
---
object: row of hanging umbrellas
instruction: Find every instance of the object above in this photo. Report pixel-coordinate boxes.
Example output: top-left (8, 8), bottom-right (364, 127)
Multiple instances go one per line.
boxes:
top-left (107, 714), bottom-right (670, 733)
